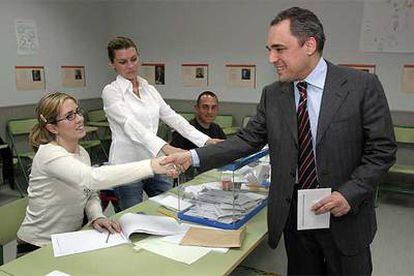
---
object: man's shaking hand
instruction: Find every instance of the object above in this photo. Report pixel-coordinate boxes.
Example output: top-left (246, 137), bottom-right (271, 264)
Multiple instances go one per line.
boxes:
top-left (160, 151), bottom-right (193, 173)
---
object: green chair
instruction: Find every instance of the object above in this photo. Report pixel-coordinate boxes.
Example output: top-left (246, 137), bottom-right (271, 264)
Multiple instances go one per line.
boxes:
top-left (379, 125), bottom-right (414, 196)
top-left (0, 197), bottom-right (28, 265)
top-left (214, 115), bottom-right (239, 136)
top-left (80, 125), bottom-right (108, 165)
top-left (179, 112), bottom-right (195, 121)
top-left (6, 118), bottom-right (38, 196)
top-left (85, 109), bottom-right (111, 156)
top-left (157, 121), bottom-right (172, 143)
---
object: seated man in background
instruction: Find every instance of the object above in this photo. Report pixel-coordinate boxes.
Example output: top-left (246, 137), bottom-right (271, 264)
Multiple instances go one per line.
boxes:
top-left (171, 91), bottom-right (226, 180)
top-left (171, 90), bottom-right (226, 150)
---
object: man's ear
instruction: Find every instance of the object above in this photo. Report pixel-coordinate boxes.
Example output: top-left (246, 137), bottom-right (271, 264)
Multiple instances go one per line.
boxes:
top-left (45, 123), bottom-right (58, 135)
top-left (304, 37), bottom-right (318, 56)
top-left (108, 62), bottom-right (115, 69)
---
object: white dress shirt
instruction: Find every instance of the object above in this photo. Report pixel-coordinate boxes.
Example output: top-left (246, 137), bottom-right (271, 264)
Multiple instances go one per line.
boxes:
top-left (294, 57), bottom-right (327, 152)
top-left (17, 143), bottom-right (154, 247)
top-left (191, 58), bottom-right (327, 167)
top-left (102, 75), bottom-right (210, 164)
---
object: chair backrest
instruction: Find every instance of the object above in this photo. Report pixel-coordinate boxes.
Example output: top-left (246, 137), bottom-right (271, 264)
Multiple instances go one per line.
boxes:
top-left (0, 197), bottom-right (28, 265)
top-left (87, 109), bottom-right (107, 122)
top-left (0, 197), bottom-right (28, 246)
top-left (7, 118), bottom-right (37, 136)
top-left (214, 115), bottom-right (233, 128)
top-left (394, 126), bottom-right (414, 144)
top-left (157, 121), bottom-right (172, 142)
top-left (179, 112), bottom-right (195, 121)
top-left (6, 118), bottom-right (37, 155)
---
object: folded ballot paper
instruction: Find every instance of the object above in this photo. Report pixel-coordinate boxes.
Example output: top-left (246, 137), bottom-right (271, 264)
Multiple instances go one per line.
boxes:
top-left (51, 213), bottom-right (188, 257)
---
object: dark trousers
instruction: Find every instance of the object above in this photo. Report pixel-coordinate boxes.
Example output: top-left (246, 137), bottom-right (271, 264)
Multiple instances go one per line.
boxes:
top-left (283, 187), bottom-right (372, 275)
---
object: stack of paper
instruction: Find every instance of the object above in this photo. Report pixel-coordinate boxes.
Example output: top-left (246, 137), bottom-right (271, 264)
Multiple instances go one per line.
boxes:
top-left (183, 188), bottom-right (266, 223)
top-left (119, 213), bottom-right (188, 238)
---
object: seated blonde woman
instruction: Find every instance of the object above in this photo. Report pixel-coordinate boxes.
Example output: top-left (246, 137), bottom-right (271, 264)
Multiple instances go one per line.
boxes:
top-left (17, 92), bottom-right (177, 254)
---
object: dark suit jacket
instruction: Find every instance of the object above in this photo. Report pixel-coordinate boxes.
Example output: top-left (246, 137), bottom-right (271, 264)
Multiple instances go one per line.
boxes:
top-left (195, 61), bottom-right (396, 255)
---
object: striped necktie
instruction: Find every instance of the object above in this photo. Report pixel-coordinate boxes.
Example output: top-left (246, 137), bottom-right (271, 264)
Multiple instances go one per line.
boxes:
top-left (297, 82), bottom-right (318, 189)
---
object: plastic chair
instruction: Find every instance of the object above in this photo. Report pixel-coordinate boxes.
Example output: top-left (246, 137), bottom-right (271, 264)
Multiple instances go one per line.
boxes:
top-left (0, 197), bottom-right (28, 265)
top-left (214, 115), bottom-right (239, 136)
top-left (157, 121), bottom-right (172, 142)
top-left (178, 112), bottom-right (195, 121)
top-left (85, 109), bottom-right (111, 156)
top-left (80, 125), bottom-right (108, 165)
top-left (379, 125), bottom-right (414, 196)
top-left (6, 118), bottom-right (37, 196)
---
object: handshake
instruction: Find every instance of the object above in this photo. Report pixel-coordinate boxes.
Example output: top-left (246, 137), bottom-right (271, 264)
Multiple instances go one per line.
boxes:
top-left (150, 151), bottom-right (193, 178)
top-left (151, 138), bottom-right (223, 178)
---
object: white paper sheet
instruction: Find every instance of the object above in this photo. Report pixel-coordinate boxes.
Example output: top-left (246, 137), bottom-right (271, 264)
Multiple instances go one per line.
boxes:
top-left (297, 188), bottom-right (331, 230)
top-left (161, 231), bottom-right (229, 253)
top-left (134, 236), bottom-right (211, 265)
top-left (158, 195), bottom-right (193, 211)
top-left (51, 230), bottom-right (128, 257)
top-left (51, 213), bottom-right (189, 257)
top-left (44, 270), bottom-right (71, 276)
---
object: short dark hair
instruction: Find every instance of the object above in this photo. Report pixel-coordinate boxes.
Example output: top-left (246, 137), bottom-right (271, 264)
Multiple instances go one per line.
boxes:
top-left (107, 36), bottom-right (138, 63)
top-left (196, 91), bottom-right (218, 106)
top-left (270, 7), bottom-right (325, 53)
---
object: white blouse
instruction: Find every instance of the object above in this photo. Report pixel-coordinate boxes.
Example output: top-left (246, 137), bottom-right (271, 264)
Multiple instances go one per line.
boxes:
top-left (17, 143), bottom-right (154, 247)
top-left (102, 75), bottom-right (209, 164)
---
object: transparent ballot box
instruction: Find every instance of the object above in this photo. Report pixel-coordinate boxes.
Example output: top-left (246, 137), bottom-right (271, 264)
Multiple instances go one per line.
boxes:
top-left (177, 148), bottom-right (270, 229)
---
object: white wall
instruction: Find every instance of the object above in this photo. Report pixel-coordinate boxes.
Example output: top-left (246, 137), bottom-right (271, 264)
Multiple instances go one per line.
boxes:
top-left (0, 0), bottom-right (413, 111)
top-left (105, 0), bottom-right (414, 111)
top-left (0, 0), bottom-right (110, 107)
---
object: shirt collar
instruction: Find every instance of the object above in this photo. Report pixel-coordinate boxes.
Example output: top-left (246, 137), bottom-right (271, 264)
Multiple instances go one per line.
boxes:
top-left (116, 74), bottom-right (149, 94)
top-left (294, 57), bottom-right (327, 90)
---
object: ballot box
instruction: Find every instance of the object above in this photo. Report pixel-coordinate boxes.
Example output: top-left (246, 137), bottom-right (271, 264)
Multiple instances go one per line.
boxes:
top-left (177, 148), bottom-right (270, 229)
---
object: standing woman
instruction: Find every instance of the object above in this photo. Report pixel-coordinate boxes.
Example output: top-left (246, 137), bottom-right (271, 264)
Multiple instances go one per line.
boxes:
top-left (17, 92), bottom-right (176, 252)
top-left (103, 36), bottom-right (219, 210)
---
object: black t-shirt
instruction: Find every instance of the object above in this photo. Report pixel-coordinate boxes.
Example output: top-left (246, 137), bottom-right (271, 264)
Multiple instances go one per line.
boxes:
top-left (170, 118), bottom-right (226, 150)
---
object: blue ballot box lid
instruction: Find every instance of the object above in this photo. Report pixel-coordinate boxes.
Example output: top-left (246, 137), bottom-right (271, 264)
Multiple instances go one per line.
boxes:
top-left (219, 148), bottom-right (269, 172)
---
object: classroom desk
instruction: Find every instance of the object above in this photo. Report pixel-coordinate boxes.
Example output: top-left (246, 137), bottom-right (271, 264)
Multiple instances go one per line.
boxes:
top-left (0, 170), bottom-right (268, 276)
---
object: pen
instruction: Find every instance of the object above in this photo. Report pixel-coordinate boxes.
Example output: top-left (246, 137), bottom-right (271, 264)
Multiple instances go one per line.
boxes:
top-left (105, 231), bottom-right (110, 243)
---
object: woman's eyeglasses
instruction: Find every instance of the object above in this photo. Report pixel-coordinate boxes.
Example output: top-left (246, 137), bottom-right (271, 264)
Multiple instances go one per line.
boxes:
top-left (52, 107), bottom-right (84, 123)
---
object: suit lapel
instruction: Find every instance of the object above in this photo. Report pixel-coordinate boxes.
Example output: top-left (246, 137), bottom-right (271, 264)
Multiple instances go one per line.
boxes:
top-left (278, 82), bottom-right (298, 146)
top-left (316, 63), bottom-right (349, 146)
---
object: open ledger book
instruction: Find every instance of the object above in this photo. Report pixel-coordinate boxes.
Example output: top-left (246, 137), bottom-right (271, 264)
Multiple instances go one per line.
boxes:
top-left (51, 213), bottom-right (188, 257)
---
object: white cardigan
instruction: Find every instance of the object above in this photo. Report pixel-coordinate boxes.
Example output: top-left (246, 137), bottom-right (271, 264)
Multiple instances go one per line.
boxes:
top-left (102, 75), bottom-right (209, 164)
top-left (17, 143), bottom-right (154, 247)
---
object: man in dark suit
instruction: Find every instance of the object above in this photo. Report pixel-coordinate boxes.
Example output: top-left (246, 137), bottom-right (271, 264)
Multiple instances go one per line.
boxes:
top-left (164, 7), bottom-right (396, 275)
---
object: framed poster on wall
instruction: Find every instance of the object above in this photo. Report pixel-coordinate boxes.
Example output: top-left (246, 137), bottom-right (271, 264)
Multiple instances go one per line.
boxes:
top-left (402, 64), bottom-right (414, 94)
top-left (181, 63), bottom-right (208, 87)
top-left (15, 66), bottom-right (45, 90)
top-left (225, 64), bottom-right (256, 88)
top-left (142, 63), bottom-right (165, 85)
top-left (338, 64), bottom-right (376, 74)
top-left (62, 66), bottom-right (86, 88)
